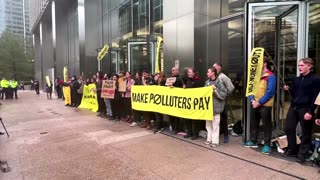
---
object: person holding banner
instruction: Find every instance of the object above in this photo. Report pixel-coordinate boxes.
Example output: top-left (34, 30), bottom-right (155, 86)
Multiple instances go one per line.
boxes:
top-left (283, 58), bottom-right (320, 163)
top-left (204, 67), bottom-right (227, 148)
top-left (71, 75), bottom-right (80, 107)
top-left (213, 63), bottom-right (235, 143)
top-left (184, 68), bottom-right (204, 140)
top-left (243, 58), bottom-right (276, 155)
top-left (130, 72), bottom-right (143, 127)
top-left (124, 72), bottom-right (135, 123)
top-left (110, 74), bottom-right (122, 121)
top-left (154, 72), bottom-right (166, 133)
top-left (46, 81), bottom-right (53, 99)
top-left (96, 71), bottom-right (107, 118)
top-left (139, 70), bottom-right (156, 129)
top-left (166, 67), bottom-right (184, 134)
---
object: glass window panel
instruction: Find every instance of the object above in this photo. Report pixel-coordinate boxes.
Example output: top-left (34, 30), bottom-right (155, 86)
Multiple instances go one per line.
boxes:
top-left (221, 0), bottom-right (246, 16)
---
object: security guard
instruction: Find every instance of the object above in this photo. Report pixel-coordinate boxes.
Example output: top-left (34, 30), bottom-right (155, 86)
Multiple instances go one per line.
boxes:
top-left (11, 79), bottom-right (18, 99)
top-left (1, 78), bottom-right (8, 100)
top-left (7, 80), bottom-right (13, 99)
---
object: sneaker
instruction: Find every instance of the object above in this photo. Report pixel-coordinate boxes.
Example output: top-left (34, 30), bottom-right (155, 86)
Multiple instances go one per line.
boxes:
top-left (261, 145), bottom-right (271, 155)
top-left (243, 141), bottom-right (258, 148)
top-left (204, 141), bottom-right (211, 145)
top-left (210, 143), bottom-right (218, 148)
top-left (223, 135), bottom-right (229, 143)
top-left (130, 122), bottom-right (138, 127)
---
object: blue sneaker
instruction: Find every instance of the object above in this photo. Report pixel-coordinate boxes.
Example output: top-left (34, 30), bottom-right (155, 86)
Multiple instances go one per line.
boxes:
top-left (261, 145), bottom-right (271, 155)
top-left (243, 141), bottom-right (258, 148)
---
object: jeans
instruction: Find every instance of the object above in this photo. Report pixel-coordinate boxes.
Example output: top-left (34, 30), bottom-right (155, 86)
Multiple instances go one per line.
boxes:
top-left (250, 106), bottom-right (272, 146)
top-left (105, 98), bottom-right (112, 116)
top-left (285, 106), bottom-right (313, 159)
top-left (206, 114), bottom-right (221, 144)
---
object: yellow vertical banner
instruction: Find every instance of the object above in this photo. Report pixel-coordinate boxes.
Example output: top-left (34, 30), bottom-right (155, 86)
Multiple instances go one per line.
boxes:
top-left (45, 76), bottom-right (51, 87)
top-left (78, 84), bottom-right (99, 112)
top-left (63, 66), bottom-right (68, 82)
top-left (63, 86), bottom-right (71, 105)
top-left (155, 37), bottom-right (163, 73)
top-left (246, 48), bottom-right (265, 97)
top-left (97, 45), bottom-right (109, 61)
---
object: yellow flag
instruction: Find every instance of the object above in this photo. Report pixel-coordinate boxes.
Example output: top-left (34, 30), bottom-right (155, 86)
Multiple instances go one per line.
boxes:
top-left (97, 45), bottom-right (109, 61)
top-left (155, 37), bottom-right (163, 73)
top-left (63, 66), bottom-right (68, 82)
top-left (78, 84), bottom-right (99, 112)
top-left (45, 76), bottom-right (51, 87)
top-left (246, 48), bottom-right (265, 97)
top-left (63, 86), bottom-right (71, 105)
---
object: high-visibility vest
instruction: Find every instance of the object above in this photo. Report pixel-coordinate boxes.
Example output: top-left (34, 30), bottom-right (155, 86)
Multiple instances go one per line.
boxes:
top-left (11, 81), bottom-right (18, 88)
top-left (1, 80), bottom-right (8, 88)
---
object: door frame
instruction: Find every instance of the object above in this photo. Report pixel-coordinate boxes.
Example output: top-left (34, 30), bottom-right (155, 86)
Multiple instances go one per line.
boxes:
top-left (244, 1), bottom-right (307, 141)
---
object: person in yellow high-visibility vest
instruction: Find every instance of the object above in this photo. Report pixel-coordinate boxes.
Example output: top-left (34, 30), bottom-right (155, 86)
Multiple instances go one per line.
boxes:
top-left (11, 79), bottom-right (18, 99)
top-left (1, 78), bottom-right (9, 100)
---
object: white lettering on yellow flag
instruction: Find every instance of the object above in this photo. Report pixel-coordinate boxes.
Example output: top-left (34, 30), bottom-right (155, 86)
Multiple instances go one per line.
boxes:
top-left (246, 48), bottom-right (265, 97)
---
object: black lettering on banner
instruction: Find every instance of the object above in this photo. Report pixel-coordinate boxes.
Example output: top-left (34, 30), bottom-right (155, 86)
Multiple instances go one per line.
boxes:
top-left (182, 97), bottom-right (187, 109)
top-left (193, 98), bottom-right (199, 110)
top-left (198, 97), bottom-right (205, 110)
top-left (132, 93), bottom-right (138, 102)
top-left (187, 98), bottom-right (192, 109)
top-left (205, 96), bottom-right (211, 110)
top-left (149, 93), bottom-right (154, 103)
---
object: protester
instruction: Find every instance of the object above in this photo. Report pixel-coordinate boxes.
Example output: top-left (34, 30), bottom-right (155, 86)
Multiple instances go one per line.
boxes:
top-left (96, 72), bottom-right (107, 118)
top-left (167, 67), bottom-right (184, 134)
top-left (213, 63), bottom-right (235, 143)
top-left (154, 72), bottom-right (166, 133)
top-left (110, 74), bottom-right (121, 121)
top-left (124, 72), bottom-right (135, 123)
top-left (184, 68), bottom-right (204, 140)
top-left (243, 58), bottom-right (276, 154)
top-left (283, 58), bottom-right (320, 163)
top-left (204, 67), bottom-right (227, 148)
top-left (71, 75), bottom-right (80, 107)
top-left (78, 76), bottom-right (84, 104)
top-left (34, 79), bottom-right (40, 95)
top-left (55, 78), bottom-right (63, 98)
top-left (130, 72), bottom-right (143, 127)
top-left (139, 70), bottom-right (156, 129)
top-left (103, 73), bottom-right (112, 119)
top-left (118, 71), bottom-right (126, 119)
top-left (46, 81), bottom-right (53, 99)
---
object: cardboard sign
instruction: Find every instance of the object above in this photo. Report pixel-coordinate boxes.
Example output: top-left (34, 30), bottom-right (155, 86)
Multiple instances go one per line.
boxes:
top-left (314, 92), bottom-right (320, 105)
top-left (165, 77), bottom-right (176, 86)
top-left (119, 81), bottom-right (126, 92)
top-left (272, 135), bottom-right (301, 149)
top-left (101, 80), bottom-right (115, 99)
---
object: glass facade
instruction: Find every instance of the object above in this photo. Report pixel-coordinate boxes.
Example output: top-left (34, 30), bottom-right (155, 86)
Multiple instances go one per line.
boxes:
top-left (30, 0), bottom-right (320, 137)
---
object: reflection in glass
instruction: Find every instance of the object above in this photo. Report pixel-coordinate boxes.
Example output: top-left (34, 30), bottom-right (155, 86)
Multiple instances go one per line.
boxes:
top-left (308, 3), bottom-right (320, 74)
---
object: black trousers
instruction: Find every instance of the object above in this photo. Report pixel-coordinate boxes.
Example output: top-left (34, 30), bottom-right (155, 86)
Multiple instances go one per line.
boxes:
top-left (7, 88), bottom-right (13, 99)
top-left (285, 106), bottom-right (313, 158)
top-left (170, 116), bottom-right (180, 131)
top-left (124, 98), bottom-right (132, 117)
top-left (13, 88), bottom-right (17, 99)
top-left (111, 99), bottom-right (121, 119)
top-left (133, 110), bottom-right (143, 123)
top-left (35, 87), bottom-right (40, 94)
top-left (155, 113), bottom-right (163, 130)
top-left (57, 87), bottom-right (62, 98)
top-left (250, 106), bottom-right (272, 145)
top-left (185, 119), bottom-right (202, 137)
top-left (220, 108), bottom-right (228, 136)
top-left (97, 95), bottom-right (106, 114)
top-left (1, 88), bottom-right (6, 99)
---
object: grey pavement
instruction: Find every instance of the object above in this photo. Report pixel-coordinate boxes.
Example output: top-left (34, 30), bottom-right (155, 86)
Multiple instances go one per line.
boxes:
top-left (0, 91), bottom-right (319, 180)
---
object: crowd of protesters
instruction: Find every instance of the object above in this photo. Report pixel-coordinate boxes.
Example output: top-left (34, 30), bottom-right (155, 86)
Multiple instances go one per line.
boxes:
top-left (28, 58), bottom-right (320, 166)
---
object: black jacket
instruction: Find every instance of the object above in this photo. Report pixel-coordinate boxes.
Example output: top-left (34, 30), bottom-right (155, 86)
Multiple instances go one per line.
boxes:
top-left (172, 75), bottom-right (184, 88)
top-left (290, 73), bottom-right (320, 114)
top-left (186, 76), bottom-right (203, 88)
top-left (71, 80), bottom-right (80, 92)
